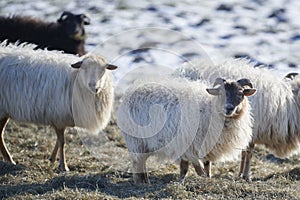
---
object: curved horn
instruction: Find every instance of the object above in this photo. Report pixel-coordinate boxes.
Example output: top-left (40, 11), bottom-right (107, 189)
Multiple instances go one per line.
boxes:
top-left (213, 78), bottom-right (225, 87)
top-left (285, 72), bottom-right (299, 80)
top-left (57, 11), bottom-right (72, 22)
top-left (237, 78), bottom-right (253, 88)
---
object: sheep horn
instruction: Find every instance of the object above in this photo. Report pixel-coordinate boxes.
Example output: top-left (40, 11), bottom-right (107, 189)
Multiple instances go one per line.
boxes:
top-left (213, 78), bottom-right (225, 87)
top-left (237, 78), bottom-right (253, 88)
top-left (57, 11), bottom-right (72, 22)
top-left (285, 72), bottom-right (299, 80)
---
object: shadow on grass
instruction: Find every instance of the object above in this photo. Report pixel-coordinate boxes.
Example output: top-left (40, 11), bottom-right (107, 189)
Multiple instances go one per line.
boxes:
top-left (0, 171), bottom-right (176, 199)
top-left (0, 161), bottom-right (26, 176)
top-left (259, 167), bottom-right (300, 181)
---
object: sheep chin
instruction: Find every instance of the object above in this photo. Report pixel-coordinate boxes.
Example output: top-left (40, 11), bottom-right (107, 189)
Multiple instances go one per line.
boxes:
top-left (219, 108), bottom-right (234, 118)
top-left (89, 88), bottom-right (99, 94)
top-left (71, 33), bottom-right (86, 41)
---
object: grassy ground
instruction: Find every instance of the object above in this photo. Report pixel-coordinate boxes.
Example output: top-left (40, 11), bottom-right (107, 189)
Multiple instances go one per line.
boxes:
top-left (1, 119), bottom-right (300, 199)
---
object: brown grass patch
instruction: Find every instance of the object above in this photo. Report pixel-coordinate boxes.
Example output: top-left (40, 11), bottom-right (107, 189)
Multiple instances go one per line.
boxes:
top-left (1, 120), bottom-right (300, 199)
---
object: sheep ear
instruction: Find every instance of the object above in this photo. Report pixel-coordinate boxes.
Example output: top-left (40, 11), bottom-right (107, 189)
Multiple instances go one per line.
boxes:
top-left (285, 72), bottom-right (299, 80)
top-left (106, 64), bottom-right (118, 70)
top-left (206, 88), bottom-right (220, 96)
top-left (243, 88), bottom-right (256, 96)
top-left (71, 61), bottom-right (83, 69)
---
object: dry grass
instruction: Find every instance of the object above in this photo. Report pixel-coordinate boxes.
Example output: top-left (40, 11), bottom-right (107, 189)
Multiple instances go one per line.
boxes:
top-left (1, 119), bottom-right (300, 199)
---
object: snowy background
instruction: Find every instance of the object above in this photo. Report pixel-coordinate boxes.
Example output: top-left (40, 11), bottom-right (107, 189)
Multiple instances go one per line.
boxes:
top-left (1, 2), bottom-right (300, 198)
top-left (1, 0), bottom-right (299, 83)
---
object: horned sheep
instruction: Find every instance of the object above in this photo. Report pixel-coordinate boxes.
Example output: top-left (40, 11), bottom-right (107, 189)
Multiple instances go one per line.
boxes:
top-left (175, 58), bottom-right (300, 180)
top-left (0, 42), bottom-right (117, 171)
top-left (0, 11), bottom-right (90, 56)
top-left (117, 76), bottom-right (256, 184)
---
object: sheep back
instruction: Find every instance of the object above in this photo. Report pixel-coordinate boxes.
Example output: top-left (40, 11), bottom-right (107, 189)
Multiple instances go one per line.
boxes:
top-left (0, 43), bottom-right (83, 129)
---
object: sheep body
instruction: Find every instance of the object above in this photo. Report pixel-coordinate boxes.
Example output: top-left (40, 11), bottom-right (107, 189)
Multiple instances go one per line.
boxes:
top-left (0, 11), bottom-right (90, 55)
top-left (0, 48), bottom-right (76, 127)
top-left (117, 77), bottom-right (254, 183)
top-left (0, 42), bottom-right (116, 170)
top-left (175, 58), bottom-right (300, 179)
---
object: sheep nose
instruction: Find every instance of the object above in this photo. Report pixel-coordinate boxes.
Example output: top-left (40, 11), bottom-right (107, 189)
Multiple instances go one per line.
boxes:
top-left (88, 82), bottom-right (98, 93)
top-left (225, 104), bottom-right (235, 114)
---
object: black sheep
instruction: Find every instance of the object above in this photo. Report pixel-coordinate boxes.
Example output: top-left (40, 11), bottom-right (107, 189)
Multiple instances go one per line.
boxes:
top-left (0, 11), bottom-right (90, 56)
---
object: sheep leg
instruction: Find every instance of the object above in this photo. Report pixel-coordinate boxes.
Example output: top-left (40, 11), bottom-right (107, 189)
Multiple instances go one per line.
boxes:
top-left (132, 154), bottom-right (149, 184)
top-left (51, 128), bottom-right (69, 171)
top-left (192, 160), bottom-right (206, 177)
top-left (49, 139), bottom-right (59, 164)
top-left (179, 159), bottom-right (189, 183)
top-left (203, 161), bottom-right (211, 178)
top-left (0, 118), bottom-right (15, 164)
top-left (238, 150), bottom-right (247, 178)
top-left (241, 142), bottom-right (255, 181)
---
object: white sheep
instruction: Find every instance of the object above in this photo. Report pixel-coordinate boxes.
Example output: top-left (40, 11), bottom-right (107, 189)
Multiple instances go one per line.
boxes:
top-left (175, 58), bottom-right (300, 180)
top-left (117, 76), bottom-right (256, 184)
top-left (0, 42), bottom-right (117, 171)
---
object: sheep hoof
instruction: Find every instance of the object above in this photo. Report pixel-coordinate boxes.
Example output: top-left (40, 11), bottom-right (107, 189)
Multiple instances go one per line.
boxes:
top-left (242, 176), bottom-right (251, 182)
top-left (133, 173), bottom-right (150, 185)
top-left (4, 158), bottom-right (16, 165)
top-left (59, 164), bottom-right (70, 172)
top-left (237, 175), bottom-right (251, 182)
top-left (202, 173), bottom-right (210, 178)
top-left (178, 176), bottom-right (186, 185)
top-left (9, 160), bottom-right (16, 165)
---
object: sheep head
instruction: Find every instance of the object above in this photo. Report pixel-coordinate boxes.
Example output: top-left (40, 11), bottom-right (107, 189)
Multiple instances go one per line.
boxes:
top-left (284, 72), bottom-right (300, 95)
top-left (71, 55), bottom-right (117, 94)
top-left (207, 78), bottom-right (256, 117)
top-left (57, 11), bottom-right (90, 41)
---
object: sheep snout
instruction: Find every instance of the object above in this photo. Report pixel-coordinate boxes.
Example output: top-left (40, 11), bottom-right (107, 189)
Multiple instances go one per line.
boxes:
top-left (88, 82), bottom-right (100, 94)
top-left (224, 104), bottom-right (236, 116)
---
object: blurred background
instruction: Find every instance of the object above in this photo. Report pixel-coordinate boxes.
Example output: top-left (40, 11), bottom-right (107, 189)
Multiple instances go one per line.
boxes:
top-left (1, 0), bottom-right (299, 77)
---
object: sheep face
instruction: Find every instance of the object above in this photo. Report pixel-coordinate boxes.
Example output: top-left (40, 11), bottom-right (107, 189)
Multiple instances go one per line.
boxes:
top-left (290, 74), bottom-right (300, 97)
top-left (71, 56), bottom-right (117, 94)
top-left (207, 78), bottom-right (256, 118)
top-left (57, 11), bottom-right (90, 41)
top-left (285, 73), bottom-right (300, 95)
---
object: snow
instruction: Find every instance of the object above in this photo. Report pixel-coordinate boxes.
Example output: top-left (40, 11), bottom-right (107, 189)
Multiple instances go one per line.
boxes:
top-left (0, 0), bottom-right (299, 83)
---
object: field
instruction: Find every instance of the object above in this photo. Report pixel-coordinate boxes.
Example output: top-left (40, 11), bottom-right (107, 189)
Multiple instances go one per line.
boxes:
top-left (1, 118), bottom-right (300, 199)
top-left (1, 0), bottom-right (300, 199)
